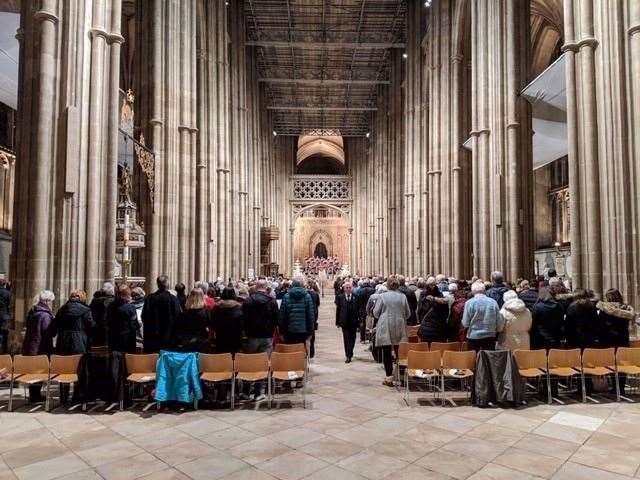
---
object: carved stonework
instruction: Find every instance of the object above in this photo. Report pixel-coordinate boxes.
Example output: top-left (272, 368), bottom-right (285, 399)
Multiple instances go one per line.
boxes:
top-left (0, 150), bottom-right (15, 170)
top-left (135, 134), bottom-right (155, 207)
top-left (293, 177), bottom-right (351, 201)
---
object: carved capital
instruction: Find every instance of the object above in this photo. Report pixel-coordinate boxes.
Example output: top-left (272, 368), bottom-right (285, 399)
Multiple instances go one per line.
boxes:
top-left (34, 10), bottom-right (59, 24)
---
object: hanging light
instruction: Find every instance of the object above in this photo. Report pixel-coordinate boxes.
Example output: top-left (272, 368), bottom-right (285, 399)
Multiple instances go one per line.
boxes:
top-left (272, 130), bottom-right (278, 137)
top-left (402, 52), bottom-right (408, 59)
top-left (424, 0), bottom-right (432, 6)
top-left (365, 132), bottom-right (370, 138)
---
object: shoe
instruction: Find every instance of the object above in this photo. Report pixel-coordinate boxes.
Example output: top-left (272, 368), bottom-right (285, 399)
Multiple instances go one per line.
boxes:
top-left (345, 358), bottom-right (352, 363)
top-left (382, 376), bottom-right (395, 387)
top-left (253, 394), bottom-right (267, 402)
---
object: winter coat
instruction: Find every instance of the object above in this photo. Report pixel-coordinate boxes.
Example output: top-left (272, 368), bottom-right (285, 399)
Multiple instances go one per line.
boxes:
top-left (307, 289), bottom-right (320, 328)
top-left (155, 351), bottom-right (203, 403)
top-left (335, 293), bottom-right (359, 330)
top-left (487, 284), bottom-right (510, 308)
top-left (89, 293), bottom-right (115, 347)
top-left (373, 290), bottom-right (410, 347)
top-left (399, 285), bottom-right (418, 325)
top-left (209, 300), bottom-right (244, 354)
top-left (597, 301), bottom-right (636, 348)
top-left (417, 291), bottom-right (449, 342)
top-left (462, 294), bottom-right (501, 340)
top-left (565, 299), bottom-right (599, 349)
top-left (0, 286), bottom-right (10, 327)
top-left (22, 303), bottom-right (54, 355)
top-left (473, 350), bottom-right (524, 407)
top-left (518, 288), bottom-right (539, 312)
top-left (357, 286), bottom-right (375, 319)
top-left (242, 291), bottom-right (279, 338)
top-left (450, 293), bottom-right (470, 342)
top-left (497, 298), bottom-right (532, 351)
top-left (52, 299), bottom-right (95, 354)
top-left (174, 308), bottom-right (210, 353)
top-left (279, 287), bottom-right (315, 335)
top-left (531, 298), bottom-right (565, 349)
top-left (141, 289), bottom-right (182, 353)
top-left (106, 299), bottom-right (140, 353)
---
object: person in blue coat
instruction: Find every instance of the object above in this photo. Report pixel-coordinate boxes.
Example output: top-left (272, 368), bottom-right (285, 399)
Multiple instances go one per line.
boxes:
top-left (279, 278), bottom-right (315, 344)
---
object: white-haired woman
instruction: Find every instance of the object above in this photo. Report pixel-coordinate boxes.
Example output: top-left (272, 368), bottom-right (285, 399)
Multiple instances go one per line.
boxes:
top-left (22, 290), bottom-right (55, 402)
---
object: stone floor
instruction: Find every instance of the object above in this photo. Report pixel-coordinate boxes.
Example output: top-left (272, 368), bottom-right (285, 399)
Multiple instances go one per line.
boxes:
top-left (2, 296), bottom-right (640, 480)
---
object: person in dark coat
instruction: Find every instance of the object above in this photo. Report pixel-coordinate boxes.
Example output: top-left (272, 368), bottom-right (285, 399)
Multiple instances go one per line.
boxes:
top-left (106, 284), bottom-right (140, 353)
top-left (89, 282), bottom-right (115, 347)
top-left (173, 288), bottom-right (210, 353)
top-left (517, 280), bottom-right (539, 312)
top-left (279, 278), bottom-right (315, 344)
top-left (51, 290), bottom-right (95, 354)
top-left (356, 279), bottom-right (375, 343)
top-left (209, 287), bottom-right (244, 354)
top-left (565, 290), bottom-right (599, 349)
top-left (21, 290), bottom-right (56, 402)
top-left (417, 283), bottom-right (450, 343)
top-left (141, 275), bottom-right (182, 353)
top-left (530, 287), bottom-right (565, 350)
top-left (335, 282), bottom-right (359, 363)
top-left (307, 281), bottom-right (321, 358)
top-left (486, 271), bottom-right (510, 308)
top-left (175, 283), bottom-right (187, 310)
top-left (0, 277), bottom-right (10, 353)
top-left (398, 276), bottom-right (418, 325)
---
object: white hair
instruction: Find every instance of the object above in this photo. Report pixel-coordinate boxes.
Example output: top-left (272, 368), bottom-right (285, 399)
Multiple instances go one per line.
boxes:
top-left (195, 280), bottom-right (209, 292)
top-left (376, 284), bottom-right (388, 293)
top-left (426, 276), bottom-right (436, 285)
top-left (35, 290), bottom-right (55, 307)
top-left (471, 281), bottom-right (486, 295)
top-left (448, 283), bottom-right (458, 293)
top-left (435, 274), bottom-right (446, 283)
top-left (503, 290), bottom-right (518, 303)
top-left (549, 277), bottom-right (562, 287)
top-left (102, 282), bottom-right (115, 296)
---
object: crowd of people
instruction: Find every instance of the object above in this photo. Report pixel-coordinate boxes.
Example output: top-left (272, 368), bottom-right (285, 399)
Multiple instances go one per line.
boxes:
top-left (302, 256), bottom-right (341, 276)
top-left (332, 271), bottom-right (638, 391)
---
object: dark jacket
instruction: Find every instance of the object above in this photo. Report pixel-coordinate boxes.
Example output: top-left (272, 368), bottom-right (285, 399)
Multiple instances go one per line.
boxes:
top-left (242, 291), bottom-right (279, 339)
top-left (399, 285), bottom-right (418, 325)
top-left (307, 289), bottom-right (320, 328)
top-left (357, 286), bottom-right (375, 320)
top-left (417, 291), bottom-right (449, 342)
top-left (565, 299), bottom-right (600, 349)
top-left (335, 293), bottom-right (359, 330)
top-left (174, 308), bottom-right (210, 353)
top-left (473, 350), bottom-right (524, 407)
top-left (89, 293), bottom-right (115, 347)
top-left (52, 299), bottom-right (95, 354)
top-left (450, 292), bottom-right (470, 342)
top-left (597, 301), bottom-right (635, 348)
top-left (106, 298), bottom-right (140, 353)
top-left (0, 286), bottom-right (10, 327)
top-left (22, 303), bottom-right (54, 355)
top-left (531, 297), bottom-right (565, 349)
top-left (518, 288), bottom-right (539, 312)
top-left (210, 300), bottom-right (244, 353)
top-left (487, 284), bottom-right (510, 308)
top-left (279, 286), bottom-right (315, 335)
top-left (141, 289), bottom-right (182, 353)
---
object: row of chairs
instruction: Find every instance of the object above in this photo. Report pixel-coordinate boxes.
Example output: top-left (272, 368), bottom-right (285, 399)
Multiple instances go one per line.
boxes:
top-left (513, 347), bottom-right (640, 403)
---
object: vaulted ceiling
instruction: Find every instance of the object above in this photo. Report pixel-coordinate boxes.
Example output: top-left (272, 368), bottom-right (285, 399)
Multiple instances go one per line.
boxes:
top-left (245, 0), bottom-right (406, 137)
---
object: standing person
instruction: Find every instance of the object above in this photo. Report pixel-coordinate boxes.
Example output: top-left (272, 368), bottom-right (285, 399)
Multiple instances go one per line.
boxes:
top-left (565, 290), bottom-right (599, 349)
top-left (306, 281), bottom-right (320, 358)
top-left (357, 279), bottom-right (375, 343)
top-left (417, 282), bottom-right (450, 343)
top-left (141, 275), bottom-right (182, 353)
top-left (496, 290), bottom-right (532, 351)
top-left (106, 284), bottom-right (140, 353)
top-left (173, 288), bottom-right (210, 353)
top-left (450, 281), bottom-right (470, 342)
top-left (530, 285), bottom-right (565, 350)
top-left (209, 287), bottom-right (244, 354)
top-left (279, 277), bottom-right (315, 345)
top-left (175, 283), bottom-right (187, 310)
top-left (335, 282), bottom-right (359, 363)
top-left (398, 276), bottom-right (418, 325)
top-left (0, 277), bottom-right (10, 353)
top-left (51, 290), bottom-right (95, 354)
top-left (373, 276), bottom-right (410, 387)
top-left (486, 271), bottom-right (510, 308)
top-left (131, 287), bottom-right (145, 352)
top-left (89, 282), bottom-right (115, 347)
top-left (518, 280), bottom-right (539, 312)
top-left (461, 281), bottom-right (501, 351)
top-left (242, 279), bottom-right (279, 400)
top-left (22, 290), bottom-right (55, 403)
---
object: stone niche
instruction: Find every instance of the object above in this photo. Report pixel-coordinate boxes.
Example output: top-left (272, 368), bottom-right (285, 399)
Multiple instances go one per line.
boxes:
top-left (293, 216), bottom-right (350, 263)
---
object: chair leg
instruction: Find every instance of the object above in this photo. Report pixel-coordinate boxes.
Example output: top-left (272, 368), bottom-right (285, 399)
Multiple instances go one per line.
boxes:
top-left (441, 374), bottom-right (446, 407)
top-left (404, 370), bottom-right (408, 404)
top-left (581, 374), bottom-right (587, 403)
top-left (546, 373), bottom-right (552, 405)
top-left (267, 377), bottom-right (272, 409)
top-left (614, 370), bottom-right (621, 402)
top-left (230, 377), bottom-right (235, 410)
top-left (302, 376), bottom-right (307, 409)
top-left (45, 379), bottom-right (52, 412)
top-left (8, 378), bottom-right (13, 412)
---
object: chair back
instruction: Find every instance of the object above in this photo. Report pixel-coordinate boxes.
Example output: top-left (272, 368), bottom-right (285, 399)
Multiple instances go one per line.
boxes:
top-left (442, 350), bottom-right (476, 370)
top-left (274, 343), bottom-right (306, 354)
top-left (513, 349), bottom-right (547, 370)
top-left (407, 350), bottom-right (441, 371)
top-left (13, 355), bottom-right (49, 375)
top-left (582, 348), bottom-right (615, 368)
top-left (547, 349), bottom-right (581, 369)
top-left (0, 354), bottom-right (12, 374)
top-left (398, 342), bottom-right (429, 361)
top-left (406, 326), bottom-right (419, 337)
top-left (125, 353), bottom-right (158, 374)
top-left (271, 351), bottom-right (305, 372)
top-left (616, 347), bottom-right (640, 366)
top-left (430, 342), bottom-right (462, 354)
top-left (50, 355), bottom-right (82, 375)
top-left (234, 352), bottom-right (269, 373)
top-left (460, 342), bottom-right (470, 351)
top-left (200, 353), bottom-right (233, 373)
top-left (629, 340), bottom-right (640, 348)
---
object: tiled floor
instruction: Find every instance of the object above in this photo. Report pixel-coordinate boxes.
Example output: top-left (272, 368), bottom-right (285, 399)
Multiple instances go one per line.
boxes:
top-left (2, 295), bottom-right (640, 480)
